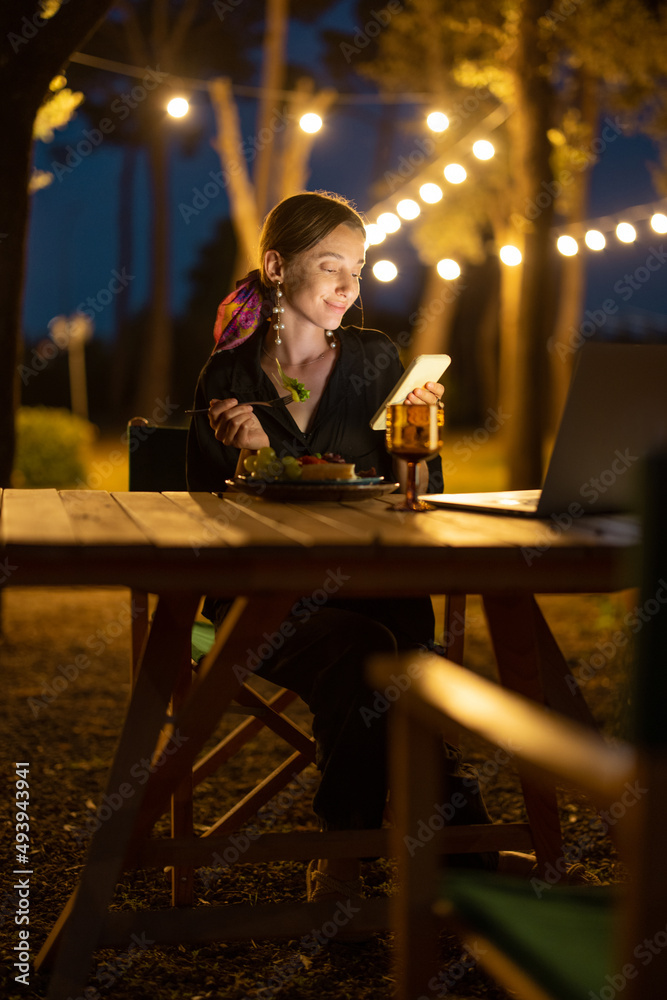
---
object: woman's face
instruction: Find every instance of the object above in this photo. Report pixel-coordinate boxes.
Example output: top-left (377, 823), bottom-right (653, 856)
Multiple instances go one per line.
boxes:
top-left (279, 223), bottom-right (366, 334)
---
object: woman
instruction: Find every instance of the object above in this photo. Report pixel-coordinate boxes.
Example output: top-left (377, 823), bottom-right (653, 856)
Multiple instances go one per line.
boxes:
top-left (187, 191), bottom-right (506, 907)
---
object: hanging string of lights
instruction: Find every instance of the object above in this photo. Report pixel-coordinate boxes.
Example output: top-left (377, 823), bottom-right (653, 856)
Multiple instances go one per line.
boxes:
top-left (66, 51), bottom-right (666, 283)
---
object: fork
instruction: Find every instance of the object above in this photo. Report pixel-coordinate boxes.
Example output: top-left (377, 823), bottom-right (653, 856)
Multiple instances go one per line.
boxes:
top-left (185, 394), bottom-right (294, 414)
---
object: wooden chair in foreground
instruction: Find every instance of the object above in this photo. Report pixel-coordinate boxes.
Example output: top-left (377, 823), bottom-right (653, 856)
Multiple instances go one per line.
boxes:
top-left (126, 418), bottom-right (317, 906)
top-left (368, 449), bottom-right (667, 1000)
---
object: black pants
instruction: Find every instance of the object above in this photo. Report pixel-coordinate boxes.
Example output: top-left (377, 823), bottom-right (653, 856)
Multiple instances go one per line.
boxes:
top-left (228, 594), bottom-right (497, 869)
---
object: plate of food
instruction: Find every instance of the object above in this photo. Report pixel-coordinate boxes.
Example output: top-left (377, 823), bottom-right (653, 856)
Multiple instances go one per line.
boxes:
top-left (224, 448), bottom-right (399, 501)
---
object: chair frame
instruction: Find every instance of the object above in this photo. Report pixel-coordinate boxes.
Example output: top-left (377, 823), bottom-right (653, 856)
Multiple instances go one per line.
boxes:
top-left (368, 646), bottom-right (667, 1000)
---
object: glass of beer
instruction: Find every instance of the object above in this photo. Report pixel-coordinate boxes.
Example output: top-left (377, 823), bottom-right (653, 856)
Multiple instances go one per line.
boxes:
top-left (385, 403), bottom-right (444, 511)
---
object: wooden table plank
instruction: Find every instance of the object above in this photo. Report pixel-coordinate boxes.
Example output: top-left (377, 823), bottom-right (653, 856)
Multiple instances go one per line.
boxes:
top-left (112, 492), bottom-right (237, 549)
top-left (169, 490), bottom-right (347, 545)
top-left (59, 491), bottom-right (150, 545)
top-left (0, 489), bottom-right (77, 545)
top-left (162, 492), bottom-right (248, 546)
top-left (218, 495), bottom-right (319, 545)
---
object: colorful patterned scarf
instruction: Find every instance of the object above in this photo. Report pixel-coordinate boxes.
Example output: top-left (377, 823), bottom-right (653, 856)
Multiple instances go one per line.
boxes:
top-left (212, 269), bottom-right (272, 353)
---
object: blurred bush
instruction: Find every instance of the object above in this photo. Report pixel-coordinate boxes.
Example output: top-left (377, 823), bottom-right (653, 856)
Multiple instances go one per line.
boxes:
top-left (12, 406), bottom-right (96, 488)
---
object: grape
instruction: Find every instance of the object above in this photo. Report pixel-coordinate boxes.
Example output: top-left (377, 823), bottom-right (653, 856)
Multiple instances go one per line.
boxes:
top-left (246, 450), bottom-right (302, 481)
top-left (266, 459), bottom-right (284, 478)
top-left (282, 461), bottom-right (301, 480)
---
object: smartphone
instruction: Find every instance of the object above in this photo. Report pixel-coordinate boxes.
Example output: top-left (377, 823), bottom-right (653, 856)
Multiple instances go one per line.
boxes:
top-left (369, 354), bottom-right (452, 430)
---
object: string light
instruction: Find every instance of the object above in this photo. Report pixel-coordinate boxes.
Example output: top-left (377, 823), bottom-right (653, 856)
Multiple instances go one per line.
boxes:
top-left (377, 212), bottom-right (401, 233)
top-left (427, 111), bottom-right (449, 132)
top-left (499, 245), bottom-right (522, 266)
top-left (437, 259), bottom-right (461, 280)
top-left (616, 222), bottom-right (637, 243)
top-left (584, 230), bottom-right (606, 251)
top-left (167, 97), bottom-right (189, 118)
top-left (299, 113), bottom-right (322, 133)
top-left (472, 140), bottom-right (495, 160)
top-left (556, 235), bottom-right (578, 256)
top-left (396, 198), bottom-right (420, 220)
top-left (444, 163), bottom-right (466, 184)
top-left (364, 223), bottom-right (386, 246)
top-left (419, 183), bottom-right (443, 203)
top-left (651, 213), bottom-right (667, 234)
top-left (372, 260), bottom-right (398, 281)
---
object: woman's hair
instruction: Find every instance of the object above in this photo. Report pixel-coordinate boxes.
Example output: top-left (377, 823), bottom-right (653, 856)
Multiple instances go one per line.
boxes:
top-left (258, 191), bottom-right (366, 287)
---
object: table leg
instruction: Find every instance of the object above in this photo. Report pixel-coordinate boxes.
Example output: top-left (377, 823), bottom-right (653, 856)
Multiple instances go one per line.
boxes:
top-left (482, 594), bottom-right (564, 875)
top-left (38, 592), bottom-right (199, 1000)
top-left (528, 599), bottom-right (598, 728)
top-left (170, 660), bottom-right (195, 906)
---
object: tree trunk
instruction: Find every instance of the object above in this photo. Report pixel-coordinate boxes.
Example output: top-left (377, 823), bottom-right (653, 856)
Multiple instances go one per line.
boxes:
top-left (407, 265), bottom-right (460, 360)
top-left (0, 109), bottom-right (33, 486)
top-left (209, 77), bottom-right (261, 271)
top-left (111, 146), bottom-right (138, 409)
top-left (504, 0), bottom-right (557, 488)
top-left (134, 125), bottom-right (173, 416)
top-left (0, 0), bottom-right (114, 486)
top-left (254, 0), bottom-right (289, 218)
top-left (276, 79), bottom-right (337, 202)
top-left (548, 74), bottom-right (598, 436)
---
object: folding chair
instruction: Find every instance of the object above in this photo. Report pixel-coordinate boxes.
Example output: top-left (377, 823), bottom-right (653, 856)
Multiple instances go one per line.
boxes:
top-left (368, 449), bottom-right (667, 1000)
top-left (126, 417), bottom-right (317, 905)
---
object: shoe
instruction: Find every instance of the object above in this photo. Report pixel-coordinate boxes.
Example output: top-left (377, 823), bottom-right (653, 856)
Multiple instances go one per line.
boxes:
top-left (306, 860), bottom-right (370, 943)
top-left (306, 859), bottom-right (364, 903)
top-left (496, 851), bottom-right (601, 885)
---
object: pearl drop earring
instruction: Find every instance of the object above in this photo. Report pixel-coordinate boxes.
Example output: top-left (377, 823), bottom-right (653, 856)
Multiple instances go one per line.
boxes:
top-left (273, 281), bottom-right (285, 345)
top-left (325, 330), bottom-right (337, 349)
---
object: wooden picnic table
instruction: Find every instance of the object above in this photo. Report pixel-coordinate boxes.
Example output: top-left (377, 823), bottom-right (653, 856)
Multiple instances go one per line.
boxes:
top-left (0, 487), bottom-right (640, 999)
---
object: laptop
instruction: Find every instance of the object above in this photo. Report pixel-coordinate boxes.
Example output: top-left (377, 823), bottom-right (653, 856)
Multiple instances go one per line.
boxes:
top-left (423, 342), bottom-right (667, 517)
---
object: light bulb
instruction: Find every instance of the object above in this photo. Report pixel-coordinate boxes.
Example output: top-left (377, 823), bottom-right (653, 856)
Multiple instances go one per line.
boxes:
top-left (372, 260), bottom-right (398, 282)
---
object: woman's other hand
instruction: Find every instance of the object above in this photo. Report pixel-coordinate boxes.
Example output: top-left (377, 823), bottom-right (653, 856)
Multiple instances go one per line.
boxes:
top-left (207, 398), bottom-right (270, 451)
top-left (404, 381), bottom-right (444, 405)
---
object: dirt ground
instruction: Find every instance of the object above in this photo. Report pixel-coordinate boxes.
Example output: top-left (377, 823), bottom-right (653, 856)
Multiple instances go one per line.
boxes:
top-left (0, 585), bottom-right (635, 1000)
